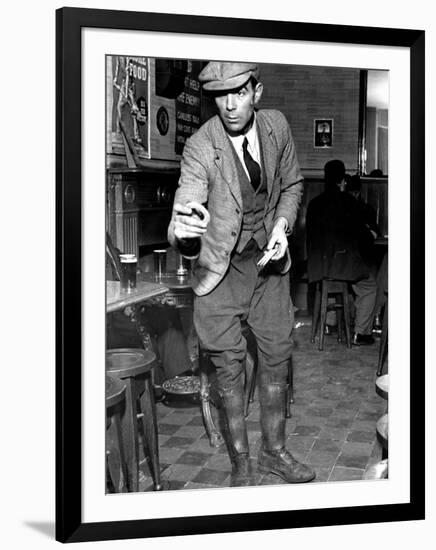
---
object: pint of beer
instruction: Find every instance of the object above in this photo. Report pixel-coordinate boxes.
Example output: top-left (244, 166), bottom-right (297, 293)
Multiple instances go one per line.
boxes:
top-left (119, 253), bottom-right (137, 292)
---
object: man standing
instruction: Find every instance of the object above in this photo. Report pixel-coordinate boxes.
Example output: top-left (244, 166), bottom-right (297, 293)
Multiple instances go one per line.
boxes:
top-left (168, 61), bottom-right (315, 486)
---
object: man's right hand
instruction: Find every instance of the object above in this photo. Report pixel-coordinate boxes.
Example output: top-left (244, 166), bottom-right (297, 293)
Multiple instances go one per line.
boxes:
top-left (173, 201), bottom-right (210, 241)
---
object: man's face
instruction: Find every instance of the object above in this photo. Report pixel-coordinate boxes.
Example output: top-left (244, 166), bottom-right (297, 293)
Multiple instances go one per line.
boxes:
top-left (214, 80), bottom-right (263, 136)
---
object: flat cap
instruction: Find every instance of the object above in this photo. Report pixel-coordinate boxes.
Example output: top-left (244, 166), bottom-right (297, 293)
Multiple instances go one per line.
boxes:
top-left (198, 62), bottom-right (259, 92)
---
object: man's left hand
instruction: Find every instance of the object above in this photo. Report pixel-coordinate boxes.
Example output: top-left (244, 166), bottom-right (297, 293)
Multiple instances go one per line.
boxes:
top-left (267, 217), bottom-right (289, 260)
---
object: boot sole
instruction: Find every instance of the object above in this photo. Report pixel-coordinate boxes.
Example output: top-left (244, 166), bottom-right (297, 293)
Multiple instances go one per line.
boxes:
top-left (258, 464), bottom-right (316, 483)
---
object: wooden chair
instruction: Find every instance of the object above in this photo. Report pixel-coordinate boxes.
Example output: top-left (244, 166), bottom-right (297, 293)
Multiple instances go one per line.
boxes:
top-left (311, 279), bottom-right (352, 350)
top-left (106, 348), bottom-right (163, 491)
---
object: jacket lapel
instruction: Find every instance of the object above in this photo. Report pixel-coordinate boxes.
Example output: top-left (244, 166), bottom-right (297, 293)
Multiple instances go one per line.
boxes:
top-left (211, 117), bottom-right (243, 208)
top-left (256, 112), bottom-right (278, 198)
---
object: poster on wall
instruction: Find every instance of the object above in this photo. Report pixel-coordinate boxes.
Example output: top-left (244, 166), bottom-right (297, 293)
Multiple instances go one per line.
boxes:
top-left (175, 60), bottom-right (203, 155)
top-left (148, 58), bottom-right (203, 160)
top-left (314, 118), bottom-right (333, 148)
top-left (107, 55), bottom-right (150, 163)
top-left (107, 56), bottom-right (204, 164)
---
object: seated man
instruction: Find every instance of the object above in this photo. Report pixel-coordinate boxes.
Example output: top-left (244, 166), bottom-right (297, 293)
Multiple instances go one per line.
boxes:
top-left (346, 174), bottom-right (380, 243)
top-left (306, 160), bottom-right (378, 345)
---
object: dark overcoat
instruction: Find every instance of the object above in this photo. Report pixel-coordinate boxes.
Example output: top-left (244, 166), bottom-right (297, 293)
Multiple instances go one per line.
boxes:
top-left (306, 189), bottom-right (373, 283)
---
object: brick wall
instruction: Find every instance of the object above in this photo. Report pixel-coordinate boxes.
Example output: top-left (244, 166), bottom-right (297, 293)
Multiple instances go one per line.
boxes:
top-left (258, 63), bottom-right (361, 173)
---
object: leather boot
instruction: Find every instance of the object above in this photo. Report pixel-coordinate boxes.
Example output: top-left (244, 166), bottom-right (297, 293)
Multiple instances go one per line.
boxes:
top-left (219, 381), bottom-right (255, 487)
top-left (257, 378), bottom-right (316, 483)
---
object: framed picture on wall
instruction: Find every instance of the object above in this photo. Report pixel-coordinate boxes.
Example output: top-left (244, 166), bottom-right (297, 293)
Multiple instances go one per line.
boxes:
top-left (314, 118), bottom-right (334, 148)
top-left (56, 7), bottom-right (425, 543)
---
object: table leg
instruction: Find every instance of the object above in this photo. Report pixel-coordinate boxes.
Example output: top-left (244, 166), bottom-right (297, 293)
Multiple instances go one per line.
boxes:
top-left (199, 367), bottom-right (224, 448)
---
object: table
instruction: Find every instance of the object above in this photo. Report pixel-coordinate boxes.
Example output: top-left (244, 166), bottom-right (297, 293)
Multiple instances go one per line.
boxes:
top-left (107, 278), bottom-right (171, 378)
top-left (138, 272), bottom-right (194, 308)
top-left (107, 280), bottom-right (169, 313)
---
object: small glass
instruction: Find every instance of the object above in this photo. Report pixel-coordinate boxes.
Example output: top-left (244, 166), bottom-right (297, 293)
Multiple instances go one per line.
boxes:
top-left (153, 249), bottom-right (167, 280)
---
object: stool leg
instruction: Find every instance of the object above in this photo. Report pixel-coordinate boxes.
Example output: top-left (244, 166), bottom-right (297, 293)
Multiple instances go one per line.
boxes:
top-left (112, 409), bottom-right (129, 492)
top-left (311, 283), bottom-right (321, 343)
top-left (336, 305), bottom-right (343, 343)
top-left (342, 284), bottom-right (352, 348)
top-left (140, 375), bottom-right (163, 491)
top-left (106, 416), bottom-right (121, 493)
top-left (121, 377), bottom-right (139, 492)
top-left (319, 281), bottom-right (328, 351)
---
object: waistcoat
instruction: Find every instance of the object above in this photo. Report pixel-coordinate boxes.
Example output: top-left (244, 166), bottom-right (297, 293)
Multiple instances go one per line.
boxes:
top-left (229, 139), bottom-right (268, 254)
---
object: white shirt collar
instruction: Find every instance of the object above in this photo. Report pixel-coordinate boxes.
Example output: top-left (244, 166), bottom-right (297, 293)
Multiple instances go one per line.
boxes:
top-left (228, 114), bottom-right (259, 161)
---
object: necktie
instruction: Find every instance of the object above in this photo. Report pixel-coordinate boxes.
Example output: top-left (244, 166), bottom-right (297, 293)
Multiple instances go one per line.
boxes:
top-left (242, 137), bottom-right (261, 191)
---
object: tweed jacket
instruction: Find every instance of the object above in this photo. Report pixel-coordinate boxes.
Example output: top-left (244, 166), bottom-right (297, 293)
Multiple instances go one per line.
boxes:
top-left (168, 109), bottom-right (304, 295)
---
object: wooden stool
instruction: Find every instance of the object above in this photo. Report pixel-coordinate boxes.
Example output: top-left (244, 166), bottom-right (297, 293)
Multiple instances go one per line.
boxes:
top-left (106, 348), bottom-right (163, 491)
top-left (363, 458), bottom-right (388, 479)
top-left (376, 413), bottom-right (388, 460)
top-left (311, 279), bottom-right (352, 350)
top-left (375, 374), bottom-right (389, 401)
top-left (106, 374), bottom-right (129, 493)
top-left (376, 373), bottom-right (388, 461)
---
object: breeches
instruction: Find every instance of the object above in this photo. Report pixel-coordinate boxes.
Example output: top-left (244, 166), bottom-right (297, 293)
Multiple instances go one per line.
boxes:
top-left (193, 240), bottom-right (293, 390)
top-left (352, 272), bottom-right (378, 335)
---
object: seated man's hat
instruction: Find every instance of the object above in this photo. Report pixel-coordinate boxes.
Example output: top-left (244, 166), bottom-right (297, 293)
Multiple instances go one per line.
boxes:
top-left (198, 62), bottom-right (259, 92)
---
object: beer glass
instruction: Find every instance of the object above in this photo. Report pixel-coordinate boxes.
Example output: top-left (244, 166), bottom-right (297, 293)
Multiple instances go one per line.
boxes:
top-left (119, 253), bottom-right (137, 292)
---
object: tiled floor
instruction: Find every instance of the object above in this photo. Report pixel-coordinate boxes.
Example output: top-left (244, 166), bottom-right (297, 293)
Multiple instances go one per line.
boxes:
top-left (138, 316), bottom-right (387, 492)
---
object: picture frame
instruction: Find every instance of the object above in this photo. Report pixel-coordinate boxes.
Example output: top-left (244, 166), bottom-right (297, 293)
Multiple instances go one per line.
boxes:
top-left (314, 119), bottom-right (334, 148)
top-left (56, 7), bottom-right (425, 543)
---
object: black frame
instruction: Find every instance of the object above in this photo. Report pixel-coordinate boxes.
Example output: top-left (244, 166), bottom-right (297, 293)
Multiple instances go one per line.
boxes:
top-left (56, 7), bottom-right (425, 543)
